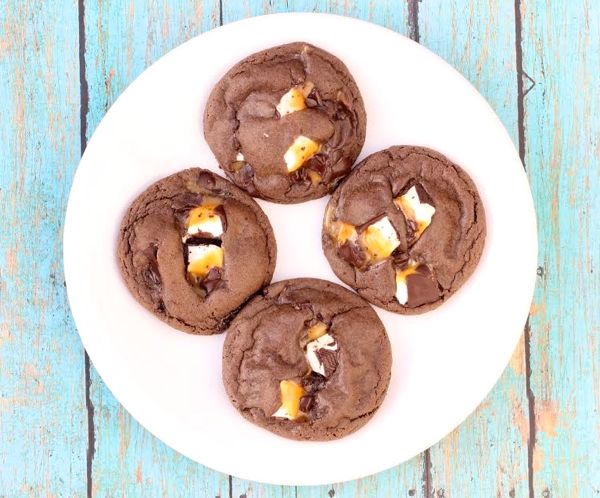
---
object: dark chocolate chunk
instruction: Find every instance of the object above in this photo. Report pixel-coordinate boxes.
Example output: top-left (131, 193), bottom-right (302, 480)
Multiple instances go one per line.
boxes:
top-left (307, 87), bottom-right (324, 107)
top-left (237, 164), bottom-right (258, 196)
top-left (197, 171), bottom-right (216, 188)
top-left (143, 266), bottom-right (161, 288)
top-left (304, 154), bottom-right (327, 175)
top-left (185, 237), bottom-right (222, 247)
top-left (291, 165), bottom-right (311, 186)
top-left (316, 348), bottom-right (338, 377)
top-left (405, 218), bottom-right (419, 245)
top-left (202, 267), bottom-right (223, 294)
top-left (392, 249), bottom-right (410, 268)
top-left (337, 241), bottom-right (367, 268)
top-left (302, 372), bottom-right (326, 394)
top-left (406, 266), bottom-right (441, 308)
top-left (141, 245), bottom-right (161, 288)
top-left (299, 395), bottom-right (315, 413)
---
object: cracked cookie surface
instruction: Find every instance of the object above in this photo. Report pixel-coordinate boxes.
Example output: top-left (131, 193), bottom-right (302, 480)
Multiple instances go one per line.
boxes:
top-left (222, 278), bottom-right (392, 441)
top-left (204, 42), bottom-right (366, 204)
top-left (322, 146), bottom-right (486, 314)
top-left (117, 168), bottom-right (276, 335)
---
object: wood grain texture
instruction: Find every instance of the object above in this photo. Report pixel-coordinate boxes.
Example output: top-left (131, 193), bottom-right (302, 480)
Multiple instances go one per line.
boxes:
top-left (0, 1), bottom-right (87, 496)
top-left (418, 1), bottom-right (530, 496)
top-left (221, 0), bottom-right (409, 31)
top-left (520, 0), bottom-right (600, 496)
top-left (82, 1), bottom-right (228, 497)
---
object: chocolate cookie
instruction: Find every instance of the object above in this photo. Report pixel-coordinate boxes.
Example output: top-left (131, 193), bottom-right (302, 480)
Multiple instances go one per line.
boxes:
top-left (222, 278), bottom-right (391, 441)
top-left (204, 42), bottom-right (366, 204)
top-left (322, 146), bottom-right (486, 314)
top-left (117, 168), bottom-right (276, 334)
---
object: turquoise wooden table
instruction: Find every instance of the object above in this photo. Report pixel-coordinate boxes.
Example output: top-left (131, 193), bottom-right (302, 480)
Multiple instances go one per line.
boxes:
top-left (1, 1), bottom-right (598, 496)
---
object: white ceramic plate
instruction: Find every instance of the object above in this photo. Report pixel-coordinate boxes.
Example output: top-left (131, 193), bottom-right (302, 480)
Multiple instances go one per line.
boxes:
top-left (64, 13), bottom-right (537, 486)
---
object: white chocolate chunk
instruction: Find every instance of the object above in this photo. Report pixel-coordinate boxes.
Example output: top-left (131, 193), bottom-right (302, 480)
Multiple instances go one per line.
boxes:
top-left (272, 380), bottom-right (304, 420)
top-left (272, 405), bottom-right (293, 419)
top-left (187, 216), bottom-right (223, 240)
top-left (305, 333), bottom-right (338, 376)
top-left (361, 216), bottom-right (401, 261)
top-left (188, 218), bottom-right (221, 240)
top-left (284, 135), bottom-right (321, 173)
top-left (235, 152), bottom-right (245, 161)
top-left (276, 87), bottom-right (307, 117)
top-left (185, 204), bottom-right (224, 240)
top-left (394, 186), bottom-right (436, 238)
top-left (187, 244), bottom-right (223, 278)
top-left (395, 260), bottom-right (419, 305)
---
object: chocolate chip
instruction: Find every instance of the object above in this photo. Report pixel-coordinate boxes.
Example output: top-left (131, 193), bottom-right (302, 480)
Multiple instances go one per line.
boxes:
top-left (143, 267), bottom-right (161, 287)
top-left (308, 87), bottom-right (323, 107)
top-left (304, 154), bottom-right (327, 175)
top-left (302, 372), bottom-right (326, 394)
top-left (337, 241), bottom-right (367, 268)
top-left (197, 171), bottom-right (215, 188)
top-left (292, 166), bottom-right (309, 183)
top-left (185, 237), bottom-right (222, 247)
top-left (142, 245), bottom-right (161, 288)
top-left (299, 395), bottom-right (315, 413)
top-left (237, 164), bottom-right (258, 195)
top-left (405, 218), bottom-right (419, 245)
top-left (392, 249), bottom-right (410, 268)
top-left (406, 268), bottom-right (441, 307)
top-left (202, 267), bottom-right (223, 294)
top-left (316, 349), bottom-right (338, 377)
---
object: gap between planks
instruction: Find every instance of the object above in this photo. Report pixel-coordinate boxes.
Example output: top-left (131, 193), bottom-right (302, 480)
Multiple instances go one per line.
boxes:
top-left (514, 0), bottom-right (536, 497)
top-left (78, 0), bottom-right (94, 497)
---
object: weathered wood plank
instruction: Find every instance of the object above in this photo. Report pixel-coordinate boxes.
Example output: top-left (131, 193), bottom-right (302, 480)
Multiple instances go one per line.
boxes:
top-left (520, 0), bottom-right (600, 496)
top-left (418, 1), bottom-right (531, 496)
top-left (298, 455), bottom-right (428, 498)
top-left (0, 1), bottom-right (87, 496)
top-left (82, 1), bottom-right (229, 497)
top-left (221, 0), bottom-right (409, 32)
